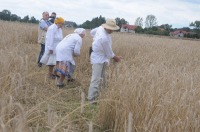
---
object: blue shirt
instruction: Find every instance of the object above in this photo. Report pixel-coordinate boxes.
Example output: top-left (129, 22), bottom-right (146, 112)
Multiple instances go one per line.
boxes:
top-left (39, 19), bottom-right (51, 30)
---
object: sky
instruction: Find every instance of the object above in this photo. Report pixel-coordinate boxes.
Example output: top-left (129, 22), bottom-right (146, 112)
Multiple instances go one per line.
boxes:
top-left (0, 0), bottom-right (200, 28)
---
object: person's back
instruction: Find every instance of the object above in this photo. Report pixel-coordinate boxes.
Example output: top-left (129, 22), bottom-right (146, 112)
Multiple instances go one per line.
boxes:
top-left (55, 28), bottom-right (86, 87)
top-left (45, 23), bottom-right (63, 55)
top-left (56, 33), bottom-right (82, 64)
top-left (90, 26), bottom-right (113, 64)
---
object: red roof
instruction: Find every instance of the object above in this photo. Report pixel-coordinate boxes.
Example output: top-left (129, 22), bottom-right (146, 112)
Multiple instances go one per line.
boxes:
top-left (121, 24), bottom-right (137, 30)
top-left (171, 30), bottom-right (189, 35)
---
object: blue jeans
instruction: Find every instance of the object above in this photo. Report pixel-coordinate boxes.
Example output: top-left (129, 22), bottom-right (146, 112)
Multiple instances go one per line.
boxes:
top-left (38, 44), bottom-right (45, 64)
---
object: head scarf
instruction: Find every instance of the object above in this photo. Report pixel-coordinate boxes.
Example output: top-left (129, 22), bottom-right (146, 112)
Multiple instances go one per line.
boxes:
top-left (54, 17), bottom-right (65, 24)
top-left (74, 28), bottom-right (86, 35)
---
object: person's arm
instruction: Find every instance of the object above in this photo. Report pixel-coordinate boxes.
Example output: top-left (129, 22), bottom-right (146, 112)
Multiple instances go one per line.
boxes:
top-left (101, 39), bottom-right (115, 59)
top-left (73, 39), bottom-right (82, 56)
top-left (40, 20), bottom-right (49, 31)
top-left (101, 39), bottom-right (122, 62)
top-left (43, 27), bottom-right (48, 31)
top-left (90, 28), bottom-right (98, 38)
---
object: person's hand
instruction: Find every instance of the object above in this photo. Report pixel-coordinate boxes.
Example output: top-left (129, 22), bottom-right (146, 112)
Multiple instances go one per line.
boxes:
top-left (49, 50), bottom-right (53, 54)
top-left (113, 56), bottom-right (122, 62)
top-left (73, 52), bottom-right (80, 57)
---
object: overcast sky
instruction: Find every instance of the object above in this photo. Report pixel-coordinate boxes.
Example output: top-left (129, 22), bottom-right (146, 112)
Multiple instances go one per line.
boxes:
top-left (1, 0), bottom-right (200, 28)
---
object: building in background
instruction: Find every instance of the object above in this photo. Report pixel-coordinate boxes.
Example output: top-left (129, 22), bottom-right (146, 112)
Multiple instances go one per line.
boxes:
top-left (64, 21), bottom-right (77, 28)
top-left (170, 30), bottom-right (189, 38)
top-left (120, 24), bottom-right (137, 33)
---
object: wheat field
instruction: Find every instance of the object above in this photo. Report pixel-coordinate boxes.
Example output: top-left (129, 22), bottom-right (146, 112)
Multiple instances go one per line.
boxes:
top-left (0, 20), bottom-right (200, 132)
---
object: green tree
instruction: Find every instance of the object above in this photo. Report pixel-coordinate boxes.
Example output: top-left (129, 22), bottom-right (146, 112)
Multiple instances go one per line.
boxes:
top-left (80, 20), bottom-right (91, 29)
top-left (189, 22), bottom-right (195, 29)
top-left (0, 12), bottom-right (4, 20)
top-left (145, 15), bottom-right (157, 28)
top-left (10, 14), bottom-right (20, 21)
top-left (73, 22), bottom-right (77, 28)
top-left (21, 15), bottom-right (29, 23)
top-left (0, 9), bottom-right (11, 20)
top-left (80, 15), bottom-right (105, 29)
top-left (135, 17), bottom-right (143, 27)
top-left (190, 21), bottom-right (200, 29)
top-left (190, 20), bottom-right (200, 38)
top-left (159, 24), bottom-right (172, 32)
top-left (97, 15), bottom-right (105, 26)
top-left (29, 16), bottom-right (37, 23)
top-left (0, 9), bottom-right (40, 23)
top-left (115, 17), bottom-right (128, 31)
top-left (135, 26), bottom-right (143, 33)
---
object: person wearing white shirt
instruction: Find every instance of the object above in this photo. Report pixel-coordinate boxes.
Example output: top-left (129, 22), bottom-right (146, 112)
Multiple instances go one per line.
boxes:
top-left (89, 27), bottom-right (99, 57)
top-left (40, 17), bottom-right (64, 79)
top-left (90, 27), bottom-right (98, 38)
top-left (87, 19), bottom-right (122, 104)
top-left (55, 28), bottom-right (86, 87)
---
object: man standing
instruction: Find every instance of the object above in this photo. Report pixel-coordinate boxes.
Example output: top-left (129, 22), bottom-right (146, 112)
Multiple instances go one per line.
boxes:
top-left (37, 11), bottom-right (51, 67)
top-left (87, 19), bottom-right (122, 103)
top-left (49, 12), bottom-right (56, 24)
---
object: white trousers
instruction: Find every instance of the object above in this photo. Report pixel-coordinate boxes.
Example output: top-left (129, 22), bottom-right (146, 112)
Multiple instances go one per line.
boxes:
top-left (87, 63), bottom-right (107, 100)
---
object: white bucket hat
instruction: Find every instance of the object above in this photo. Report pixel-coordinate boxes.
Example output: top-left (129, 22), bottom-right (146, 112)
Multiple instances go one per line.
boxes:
top-left (102, 19), bottom-right (119, 30)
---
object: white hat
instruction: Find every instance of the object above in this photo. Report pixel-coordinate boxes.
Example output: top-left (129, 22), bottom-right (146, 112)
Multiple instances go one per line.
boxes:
top-left (102, 19), bottom-right (119, 30)
top-left (74, 28), bottom-right (86, 35)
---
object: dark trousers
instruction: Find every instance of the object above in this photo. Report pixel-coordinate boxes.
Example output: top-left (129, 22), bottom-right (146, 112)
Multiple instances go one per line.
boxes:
top-left (37, 44), bottom-right (45, 64)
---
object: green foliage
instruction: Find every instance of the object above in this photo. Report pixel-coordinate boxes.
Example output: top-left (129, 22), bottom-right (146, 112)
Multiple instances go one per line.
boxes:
top-left (143, 27), bottom-right (170, 36)
top-left (29, 16), bottom-right (38, 23)
top-left (135, 26), bottom-right (143, 33)
top-left (21, 15), bottom-right (29, 23)
top-left (181, 27), bottom-right (190, 32)
top-left (115, 17), bottom-right (128, 30)
top-left (0, 9), bottom-right (39, 23)
top-left (145, 15), bottom-right (157, 28)
top-left (185, 33), bottom-right (199, 39)
top-left (190, 21), bottom-right (200, 29)
top-left (159, 24), bottom-right (172, 32)
top-left (79, 16), bottom-right (129, 30)
top-left (73, 22), bottom-right (77, 28)
top-left (135, 17), bottom-right (143, 27)
top-left (190, 20), bottom-right (200, 38)
top-left (10, 14), bottom-right (20, 21)
top-left (79, 15), bottom-right (106, 29)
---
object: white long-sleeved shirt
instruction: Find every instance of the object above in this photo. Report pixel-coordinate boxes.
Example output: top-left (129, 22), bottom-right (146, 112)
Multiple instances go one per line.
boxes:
top-left (45, 24), bottom-right (63, 54)
top-left (90, 27), bottom-right (98, 39)
top-left (56, 33), bottom-right (82, 65)
top-left (90, 26), bottom-right (115, 64)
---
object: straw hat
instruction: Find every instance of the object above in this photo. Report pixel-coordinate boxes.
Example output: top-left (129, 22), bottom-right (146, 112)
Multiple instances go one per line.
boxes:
top-left (54, 17), bottom-right (65, 24)
top-left (102, 19), bottom-right (119, 30)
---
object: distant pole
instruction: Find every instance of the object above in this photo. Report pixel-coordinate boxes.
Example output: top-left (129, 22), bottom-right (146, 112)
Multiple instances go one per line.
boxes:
top-left (89, 121), bottom-right (93, 132)
top-left (127, 112), bottom-right (133, 132)
top-left (81, 91), bottom-right (85, 113)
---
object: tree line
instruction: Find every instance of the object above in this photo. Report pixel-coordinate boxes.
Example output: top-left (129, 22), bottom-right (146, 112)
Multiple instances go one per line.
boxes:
top-left (134, 15), bottom-right (200, 38)
top-left (79, 14), bottom-right (199, 38)
top-left (0, 9), bottom-right (39, 23)
top-left (1, 9), bottom-right (199, 38)
top-left (79, 15), bottom-right (128, 29)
